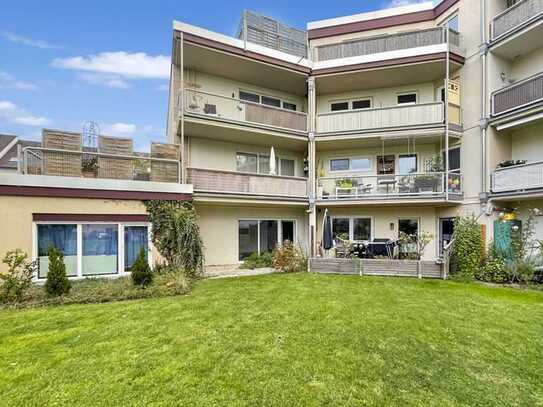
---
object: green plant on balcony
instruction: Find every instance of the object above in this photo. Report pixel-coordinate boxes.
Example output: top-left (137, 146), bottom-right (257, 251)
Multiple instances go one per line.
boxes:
top-left (335, 178), bottom-right (358, 189)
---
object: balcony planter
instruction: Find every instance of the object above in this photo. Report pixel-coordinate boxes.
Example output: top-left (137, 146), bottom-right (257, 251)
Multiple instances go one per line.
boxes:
top-left (497, 160), bottom-right (527, 168)
top-left (82, 156), bottom-right (98, 179)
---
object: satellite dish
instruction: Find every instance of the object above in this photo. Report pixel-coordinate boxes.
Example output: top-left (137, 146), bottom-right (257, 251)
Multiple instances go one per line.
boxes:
top-left (82, 121), bottom-right (100, 149)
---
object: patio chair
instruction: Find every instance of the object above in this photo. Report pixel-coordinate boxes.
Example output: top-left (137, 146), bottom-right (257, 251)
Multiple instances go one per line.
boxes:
top-left (97, 135), bottom-right (134, 180)
top-left (42, 130), bottom-right (82, 177)
top-left (150, 142), bottom-right (181, 183)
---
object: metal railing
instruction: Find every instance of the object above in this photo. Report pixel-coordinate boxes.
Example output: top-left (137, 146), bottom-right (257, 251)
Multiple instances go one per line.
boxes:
top-left (313, 27), bottom-right (460, 62)
top-left (492, 71), bottom-right (543, 116)
top-left (187, 167), bottom-right (308, 198)
top-left (492, 161), bottom-right (543, 193)
top-left (21, 147), bottom-right (181, 183)
top-left (317, 172), bottom-right (462, 200)
top-left (316, 102), bottom-right (445, 134)
top-left (491, 0), bottom-right (543, 40)
top-left (183, 89), bottom-right (308, 132)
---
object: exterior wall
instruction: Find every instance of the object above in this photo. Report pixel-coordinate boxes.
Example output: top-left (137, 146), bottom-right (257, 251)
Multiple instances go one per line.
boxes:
top-left (511, 122), bottom-right (543, 163)
top-left (0, 196), bottom-right (149, 273)
top-left (195, 203), bottom-right (309, 266)
top-left (510, 47), bottom-right (543, 81)
top-left (188, 137), bottom-right (306, 177)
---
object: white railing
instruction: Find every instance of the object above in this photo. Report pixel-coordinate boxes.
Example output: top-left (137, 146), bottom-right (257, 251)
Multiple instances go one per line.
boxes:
top-left (21, 147), bottom-right (181, 183)
top-left (317, 172), bottom-right (462, 200)
top-left (491, 0), bottom-right (543, 40)
top-left (316, 102), bottom-right (444, 134)
top-left (313, 27), bottom-right (461, 62)
top-left (187, 167), bottom-right (308, 198)
top-left (492, 161), bottom-right (543, 193)
top-left (182, 89), bottom-right (308, 132)
top-left (491, 71), bottom-right (543, 116)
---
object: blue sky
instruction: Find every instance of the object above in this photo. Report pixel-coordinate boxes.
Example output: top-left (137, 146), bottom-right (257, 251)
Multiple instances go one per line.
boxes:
top-left (0, 0), bottom-right (425, 150)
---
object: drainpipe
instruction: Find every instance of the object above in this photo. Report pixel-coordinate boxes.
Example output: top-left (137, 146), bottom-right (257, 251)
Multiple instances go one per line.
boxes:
top-left (307, 77), bottom-right (317, 257)
top-left (445, 26), bottom-right (450, 202)
top-left (480, 0), bottom-right (488, 195)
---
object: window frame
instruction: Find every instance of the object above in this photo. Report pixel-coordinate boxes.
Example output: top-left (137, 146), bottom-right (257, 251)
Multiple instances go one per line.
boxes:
top-left (329, 97), bottom-right (372, 112)
top-left (331, 216), bottom-right (374, 242)
top-left (237, 218), bottom-right (297, 261)
top-left (32, 221), bottom-right (152, 280)
top-left (398, 153), bottom-right (418, 175)
top-left (239, 89), bottom-right (299, 112)
top-left (396, 92), bottom-right (418, 105)
top-left (236, 151), bottom-right (297, 177)
top-left (329, 156), bottom-right (373, 173)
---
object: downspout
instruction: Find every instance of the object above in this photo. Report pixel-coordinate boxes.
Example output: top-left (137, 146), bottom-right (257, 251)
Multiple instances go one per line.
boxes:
top-left (480, 0), bottom-right (488, 195)
top-left (445, 26), bottom-right (450, 202)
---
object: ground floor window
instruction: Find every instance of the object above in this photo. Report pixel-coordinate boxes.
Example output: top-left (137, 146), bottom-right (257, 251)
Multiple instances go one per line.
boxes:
top-left (332, 217), bottom-right (372, 242)
top-left (238, 220), bottom-right (296, 260)
top-left (35, 222), bottom-right (150, 279)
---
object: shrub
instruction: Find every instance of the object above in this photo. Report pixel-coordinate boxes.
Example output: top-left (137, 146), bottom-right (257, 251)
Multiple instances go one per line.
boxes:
top-left (240, 252), bottom-right (273, 270)
top-left (0, 250), bottom-right (36, 303)
top-left (476, 245), bottom-right (509, 283)
top-left (272, 241), bottom-right (307, 273)
top-left (398, 231), bottom-right (433, 260)
top-left (145, 201), bottom-right (204, 278)
top-left (131, 248), bottom-right (153, 288)
top-left (44, 247), bottom-right (71, 297)
top-left (452, 216), bottom-right (484, 279)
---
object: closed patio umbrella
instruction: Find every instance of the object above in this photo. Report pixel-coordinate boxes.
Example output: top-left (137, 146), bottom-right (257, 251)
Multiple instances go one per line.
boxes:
top-left (269, 146), bottom-right (277, 175)
top-left (322, 208), bottom-right (333, 251)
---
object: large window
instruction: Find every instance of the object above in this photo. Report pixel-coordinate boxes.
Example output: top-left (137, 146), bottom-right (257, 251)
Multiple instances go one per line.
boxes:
top-left (330, 99), bottom-right (372, 112)
top-left (332, 217), bottom-right (372, 242)
top-left (398, 154), bottom-right (418, 174)
top-left (239, 90), bottom-right (297, 111)
top-left (236, 152), bottom-right (296, 176)
top-left (35, 222), bottom-right (149, 279)
top-left (238, 220), bottom-right (296, 260)
top-left (443, 147), bottom-right (461, 172)
top-left (330, 157), bottom-right (372, 173)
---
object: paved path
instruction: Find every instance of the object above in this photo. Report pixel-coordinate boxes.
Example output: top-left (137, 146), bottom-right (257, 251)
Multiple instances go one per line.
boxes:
top-left (205, 268), bottom-right (277, 279)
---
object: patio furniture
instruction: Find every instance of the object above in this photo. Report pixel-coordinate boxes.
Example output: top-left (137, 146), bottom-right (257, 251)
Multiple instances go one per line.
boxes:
top-left (335, 239), bottom-right (352, 258)
top-left (367, 239), bottom-right (396, 259)
top-left (150, 142), bottom-right (181, 183)
top-left (335, 187), bottom-right (357, 198)
top-left (97, 136), bottom-right (134, 180)
top-left (358, 183), bottom-right (373, 194)
top-left (42, 130), bottom-right (82, 177)
top-left (378, 178), bottom-right (397, 194)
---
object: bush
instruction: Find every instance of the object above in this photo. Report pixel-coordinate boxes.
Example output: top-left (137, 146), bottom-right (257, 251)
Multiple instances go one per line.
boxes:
top-left (476, 245), bottom-right (509, 283)
top-left (272, 241), bottom-right (307, 273)
top-left (1, 250), bottom-right (36, 303)
top-left (240, 252), bottom-right (273, 270)
top-left (452, 216), bottom-right (484, 279)
top-left (131, 248), bottom-right (153, 288)
top-left (44, 247), bottom-right (71, 297)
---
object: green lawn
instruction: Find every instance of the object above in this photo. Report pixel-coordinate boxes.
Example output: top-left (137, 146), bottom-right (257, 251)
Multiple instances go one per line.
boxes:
top-left (1, 274), bottom-right (542, 406)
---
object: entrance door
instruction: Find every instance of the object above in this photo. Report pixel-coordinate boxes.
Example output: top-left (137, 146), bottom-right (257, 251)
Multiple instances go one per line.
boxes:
top-left (439, 218), bottom-right (455, 254)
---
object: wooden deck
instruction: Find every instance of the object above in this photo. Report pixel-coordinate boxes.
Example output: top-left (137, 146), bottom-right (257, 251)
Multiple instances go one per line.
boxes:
top-left (309, 258), bottom-right (445, 279)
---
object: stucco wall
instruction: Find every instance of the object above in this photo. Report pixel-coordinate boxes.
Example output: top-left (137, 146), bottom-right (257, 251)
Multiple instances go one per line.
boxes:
top-left (511, 122), bottom-right (543, 163)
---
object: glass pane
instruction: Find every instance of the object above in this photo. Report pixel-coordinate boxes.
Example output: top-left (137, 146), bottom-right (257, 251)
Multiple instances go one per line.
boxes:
top-left (331, 102), bottom-right (349, 111)
top-left (353, 219), bottom-right (371, 241)
top-left (236, 153), bottom-right (257, 173)
top-left (351, 158), bottom-right (371, 171)
top-left (332, 218), bottom-right (350, 241)
top-left (447, 15), bottom-right (459, 31)
top-left (397, 94), bottom-right (417, 104)
top-left (281, 221), bottom-right (295, 244)
top-left (377, 155), bottom-right (395, 175)
top-left (259, 155), bottom-right (270, 174)
top-left (330, 159), bottom-right (349, 172)
top-left (261, 96), bottom-right (281, 108)
top-left (259, 220), bottom-right (278, 253)
top-left (280, 159), bottom-right (295, 176)
top-left (37, 224), bottom-right (77, 278)
top-left (124, 226), bottom-right (148, 272)
top-left (399, 219), bottom-right (419, 236)
top-left (352, 99), bottom-right (371, 109)
top-left (239, 220), bottom-right (258, 260)
top-left (283, 102), bottom-right (296, 111)
top-left (82, 224), bottom-right (118, 276)
top-left (239, 91), bottom-right (259, 103)
top-left (399, 154), bottom-right (417, 174)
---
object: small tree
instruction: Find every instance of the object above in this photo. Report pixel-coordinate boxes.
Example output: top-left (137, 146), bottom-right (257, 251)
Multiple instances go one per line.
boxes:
top-left (1, 249), bottom-right (36, 303)
top-left (44, 247), bottom-right (71, 297)
top-left (452, 216), bottom-right (484, 279)
top-left (131, 248), bottom-right (153, 288)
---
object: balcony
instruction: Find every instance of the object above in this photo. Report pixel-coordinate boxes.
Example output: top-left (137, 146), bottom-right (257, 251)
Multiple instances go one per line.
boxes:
top-left (491, 0), bottom-right (543, 40)
top-left (492, 161), bottom-right (543, 194)
top-left (492, 71), bottom-right (543, 118)
top-left (187, 167), bottom-right (308, 200)
top-left (316, 173), bottom-right (462, 203)
top-left (313, 27), bottom-right (462, 64)
top-left (316, 102), bottom-right (445, 135)
top-left (182, 89), bottom-right (308, 134)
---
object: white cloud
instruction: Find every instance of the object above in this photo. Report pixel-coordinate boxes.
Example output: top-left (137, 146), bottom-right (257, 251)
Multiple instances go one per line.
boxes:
top-left (384, 0), bottom-right (429, 8)
top-left (0, 100), bottom-right (50, 127)
top-left (156, 84), bottom-right (169, 91)
top-left (0, 71), bottom-right (38, 91)
top-left (78, 73), bottom-right (130, 89)
top-left (0, 31), bottom-right (63, 50)
top-left (52, 51), bottom-right (170, 79)
top-left (102, 122), bottom-right (138, 136)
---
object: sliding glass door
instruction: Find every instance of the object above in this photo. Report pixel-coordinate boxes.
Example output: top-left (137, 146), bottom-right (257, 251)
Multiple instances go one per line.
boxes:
top-left (238, 220), bottom-right (296, 260)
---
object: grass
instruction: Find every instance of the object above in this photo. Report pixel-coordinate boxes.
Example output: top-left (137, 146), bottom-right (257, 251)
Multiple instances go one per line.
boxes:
top-left (0, 273), bottom-right (542, 406)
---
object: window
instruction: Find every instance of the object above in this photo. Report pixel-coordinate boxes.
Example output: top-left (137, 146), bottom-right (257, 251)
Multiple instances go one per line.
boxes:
top-left (352, 99), bottom-right (372, 110)
top-left (236, 153), bottom-right (258, 173)
top-left (397, 93), bottom-right (417, 105)
top-left (35, 223), bottom-right (149, 279)
top-left (446, 15), bottom-right (459, 31)
top-left (332, 218), bottom-right (350, 241)
top-left (353, 219), bottom-right (371, 241)
top-left (399, 219), bottom-right (419, 256)
top-left (331, 102), bottom-right (349, 111)
top-left (239, 91), bottom-right (260, 104)
top-left (259, 155), bottom-right (270, 174)
top-left (282, 102), bottom-right (297, 111)
top-left (262, 96), bottom-right (281, 108)
top-left (333, 218), bottom-right (372, 242)
top-left (238, 220), bottom-right (296, 260)
top-left (37, 224), bottom-right (77, 278)
top-left (330, 157), bottom-right (371, 172)
top-left (280, 158), bottom-right (295, 176)
top-left (398, 154), bottom-right (417, 174)
top-left (443, 147), bottom-right (461, 172)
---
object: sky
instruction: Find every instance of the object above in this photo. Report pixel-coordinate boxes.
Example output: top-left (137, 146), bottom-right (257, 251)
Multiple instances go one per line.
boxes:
top-left (0, 0), bottom-right (429, 151)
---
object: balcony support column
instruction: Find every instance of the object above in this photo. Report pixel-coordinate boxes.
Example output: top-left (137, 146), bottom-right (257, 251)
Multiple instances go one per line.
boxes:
top-left (445, 27), bottom-right (450, 201)
top-left (307, 77), bottom-right (317, 257)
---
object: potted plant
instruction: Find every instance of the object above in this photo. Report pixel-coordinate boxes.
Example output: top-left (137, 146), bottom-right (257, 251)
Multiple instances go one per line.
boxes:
top-left (497, 159), bottom-right (527, 168)
top-left (82, 156), bottom-right (98, 178)
top-left (335, 178), bottom-right (358, 189)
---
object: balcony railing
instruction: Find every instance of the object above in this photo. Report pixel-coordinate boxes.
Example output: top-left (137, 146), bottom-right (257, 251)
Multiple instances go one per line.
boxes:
top-left (492, 71), bottom-right (543, 116)
top-left (491, 0), bottom-right (543, 40)
top-left (317, 172), bottom-right (462, 200)
top-left (182, 89), bottom-right (308, 133)
top-left (313, 27), bottom-right (461, 62)
top-left (492, 161), bottom-right (543, 193)
top-left (316, 102), bottom-right (445, 134)
top-left (21, 147), bottom-right (181, 183)
top-left (187, 167), bottom-right (308, 198)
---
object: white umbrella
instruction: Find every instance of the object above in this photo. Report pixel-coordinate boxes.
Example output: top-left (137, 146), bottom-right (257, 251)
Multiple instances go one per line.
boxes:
top-left (269, 146), bottom-right (276, 175)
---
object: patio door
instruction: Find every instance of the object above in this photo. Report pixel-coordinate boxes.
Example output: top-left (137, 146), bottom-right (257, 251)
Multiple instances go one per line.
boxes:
top-left (439, 218), bottom-right (455, 254)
